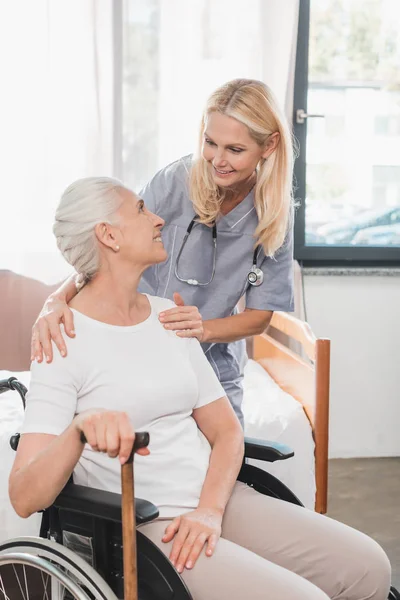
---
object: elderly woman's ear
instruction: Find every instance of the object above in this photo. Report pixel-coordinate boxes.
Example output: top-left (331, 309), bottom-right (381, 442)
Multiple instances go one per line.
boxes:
top-left (94, 222), bottom-right (120, 252)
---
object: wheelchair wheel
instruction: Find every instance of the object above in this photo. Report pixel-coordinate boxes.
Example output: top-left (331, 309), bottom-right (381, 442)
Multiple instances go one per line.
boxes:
top-left (0, 537), bottom-right (118, 600)
top-left (389, 586), bottom-right (400, 600)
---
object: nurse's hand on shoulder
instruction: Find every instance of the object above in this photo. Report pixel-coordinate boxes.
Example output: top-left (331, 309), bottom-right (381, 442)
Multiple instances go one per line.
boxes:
top-left (74, 409), bottom-right (150, 465)
top-left (31, 296), bottom-right (74, 364)
top-left (162, 507), bottom-right (222, 573)
top-left (158, 293), bottom-right (204, 342)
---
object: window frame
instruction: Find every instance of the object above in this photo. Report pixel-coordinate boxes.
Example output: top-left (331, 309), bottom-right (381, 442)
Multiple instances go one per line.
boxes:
top-left (293, 0), bottom-right (400, 266)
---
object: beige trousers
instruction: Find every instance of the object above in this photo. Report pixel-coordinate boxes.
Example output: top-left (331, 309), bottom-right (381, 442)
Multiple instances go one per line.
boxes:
top-left (139, 482), bottom-right (391, 600)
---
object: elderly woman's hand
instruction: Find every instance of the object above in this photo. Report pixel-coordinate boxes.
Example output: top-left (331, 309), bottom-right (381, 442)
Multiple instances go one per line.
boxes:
top-left (158, 293), bottom-right (204, 342)
top-left (162, 507), bottom-right (222, 573)
top-left (31, 295), bottom-right (75, 364)
top-left (74, 409), bottom-right (150, 465)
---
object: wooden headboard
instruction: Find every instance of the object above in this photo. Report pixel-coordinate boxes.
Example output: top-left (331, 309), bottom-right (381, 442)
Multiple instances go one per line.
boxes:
top-left (254, 312), bottom-right (331, 514)
top-left (0, 270), bottom-right (59, 371)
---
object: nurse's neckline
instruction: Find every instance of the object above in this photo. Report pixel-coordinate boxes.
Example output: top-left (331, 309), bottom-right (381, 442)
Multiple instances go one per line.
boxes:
top-left (219, 175), bottom-right (256, 216)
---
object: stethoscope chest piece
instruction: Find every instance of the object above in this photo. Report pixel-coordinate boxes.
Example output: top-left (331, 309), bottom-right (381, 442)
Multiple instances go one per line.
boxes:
top-left (247, 265), bottom-right (264, 287)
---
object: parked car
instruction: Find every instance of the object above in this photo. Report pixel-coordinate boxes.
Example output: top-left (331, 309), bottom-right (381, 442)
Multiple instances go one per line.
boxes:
top-left (351, 223), bottom-right (400, 246)
top-left (314, 207), bottom-right (400, 245)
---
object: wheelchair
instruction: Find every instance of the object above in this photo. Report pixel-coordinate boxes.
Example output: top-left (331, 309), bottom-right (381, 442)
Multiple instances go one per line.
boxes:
top-left (0, 376), bottom-right (399, 600)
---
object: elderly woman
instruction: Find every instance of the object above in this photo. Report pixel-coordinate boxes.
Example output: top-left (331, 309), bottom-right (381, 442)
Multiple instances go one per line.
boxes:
top-left (10, 178), bottom-right (390, 600)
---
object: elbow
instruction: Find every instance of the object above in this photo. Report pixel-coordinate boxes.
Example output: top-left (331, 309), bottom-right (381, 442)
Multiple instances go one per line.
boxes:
top-left (9, 478), bottom-right (39, 519)
top-left (14, 505), bottom-right (33, 519)
top-left (255, 324), bottom-right (267, 336)
top-left (244, 309), bottom-right (273, 336)
top-left (9, 493), bottom-right (34, 519)
top-left (255, 317), bottom-right (273, 335)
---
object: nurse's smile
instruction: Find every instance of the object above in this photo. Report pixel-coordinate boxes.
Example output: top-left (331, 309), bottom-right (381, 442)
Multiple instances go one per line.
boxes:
top-left (213, 166), bottom-right (236, 178)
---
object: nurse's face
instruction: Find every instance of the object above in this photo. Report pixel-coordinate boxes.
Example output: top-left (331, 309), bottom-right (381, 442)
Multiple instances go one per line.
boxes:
top-left (113, 189), bottom-right (167, 268)
top-left (202, 112), bottom-right (272, 188)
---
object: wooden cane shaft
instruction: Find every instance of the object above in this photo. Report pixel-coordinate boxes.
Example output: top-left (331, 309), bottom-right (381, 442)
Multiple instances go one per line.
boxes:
top-left (122, 460), bottom-right (137, 600)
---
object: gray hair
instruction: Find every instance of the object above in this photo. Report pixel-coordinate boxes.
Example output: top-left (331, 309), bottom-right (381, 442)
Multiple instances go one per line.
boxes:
top-left (53, 176), bottom-right (126, 280)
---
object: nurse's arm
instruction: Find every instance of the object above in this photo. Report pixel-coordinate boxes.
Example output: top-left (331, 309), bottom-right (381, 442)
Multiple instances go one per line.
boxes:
top-left (31, 274), bottom-right (80, 363)
top-left (202, 308), bottom-right (273, 344)
top-left (193, 396), bottom-right (244, 514)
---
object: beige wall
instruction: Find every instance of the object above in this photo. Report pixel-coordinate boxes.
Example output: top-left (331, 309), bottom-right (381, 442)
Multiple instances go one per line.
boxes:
top-left (304, 273), bottom-right (400, 458)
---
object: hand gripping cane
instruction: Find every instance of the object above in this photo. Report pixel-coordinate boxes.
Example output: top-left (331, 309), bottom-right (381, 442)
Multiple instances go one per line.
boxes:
top-left (80, 430), bottom-right (150, 600)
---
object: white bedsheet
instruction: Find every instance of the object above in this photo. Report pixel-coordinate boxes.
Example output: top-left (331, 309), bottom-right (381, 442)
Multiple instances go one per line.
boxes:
top-left (243, 359), bottom-right (316, 510)
top-left (0, 371), bottom-right (41, 542)
top-left (0, 363), bottom-right (315, 542)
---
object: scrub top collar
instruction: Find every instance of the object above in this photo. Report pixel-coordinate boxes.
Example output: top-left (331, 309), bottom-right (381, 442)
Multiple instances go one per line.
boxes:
top-left (216, 187), bottom-right (256, 231)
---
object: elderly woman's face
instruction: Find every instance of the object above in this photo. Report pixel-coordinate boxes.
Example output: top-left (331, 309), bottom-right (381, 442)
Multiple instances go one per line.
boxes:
top-left (115, 189), bottom-right (167, 268)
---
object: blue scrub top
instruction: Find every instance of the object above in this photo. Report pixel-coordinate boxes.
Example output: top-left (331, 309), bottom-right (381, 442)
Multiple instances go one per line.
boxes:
top-left (139, 155), bottom-right (294, 425)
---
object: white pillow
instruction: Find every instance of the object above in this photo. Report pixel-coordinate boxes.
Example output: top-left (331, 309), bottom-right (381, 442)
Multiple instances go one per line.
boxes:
top-left (243, 359), bottom-right (316, 510)
top-left (0, 370), bottom-right (41, 542)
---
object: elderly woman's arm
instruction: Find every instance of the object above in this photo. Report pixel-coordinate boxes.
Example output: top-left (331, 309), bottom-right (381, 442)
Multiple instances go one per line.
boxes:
top-left (9, 426), bottom-right (85, 518)
top-left (195, 397), bottom-right (244, 514)
top-left (9, 410), bottom-right (144, 518)
top-left (162, 397), bottom-right (243, 573)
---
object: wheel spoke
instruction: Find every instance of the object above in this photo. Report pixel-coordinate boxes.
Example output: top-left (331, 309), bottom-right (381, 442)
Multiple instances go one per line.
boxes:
top-left (40, 570), bottom-right (50, 600)
top-left (22, 565), bottom-right (30, 600)
top-left (0, 538), bottom-right (115, 599)
top-left (12, 564), bottom-right (27, 600)
top-left (0, 572), bottom-right (11, 600)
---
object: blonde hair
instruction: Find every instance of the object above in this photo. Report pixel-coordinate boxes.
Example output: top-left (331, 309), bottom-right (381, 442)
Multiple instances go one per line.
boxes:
top-left (53, 177), bottom-right (126, 281)
top-left (189, 79), bottom-right (295, 257)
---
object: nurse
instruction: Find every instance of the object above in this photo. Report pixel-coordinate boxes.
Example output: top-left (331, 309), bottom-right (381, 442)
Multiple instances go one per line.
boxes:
top-left (31, 78), bottom-right (294, 426)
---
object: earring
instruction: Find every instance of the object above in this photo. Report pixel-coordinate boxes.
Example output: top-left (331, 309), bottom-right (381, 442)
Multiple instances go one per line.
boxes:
top-left (115, 245), bottom-right (120, 252)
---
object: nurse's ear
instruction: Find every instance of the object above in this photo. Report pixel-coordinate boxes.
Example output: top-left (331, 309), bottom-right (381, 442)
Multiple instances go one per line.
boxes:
top-left (261, 132), bottom-right (280, 160)
top-left (95, 222), bottom-right (121, 253)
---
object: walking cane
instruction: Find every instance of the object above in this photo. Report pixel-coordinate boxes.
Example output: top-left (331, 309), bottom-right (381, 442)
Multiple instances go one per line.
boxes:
top-left (121, 431), bottom-right (149, 600)
top-left (80, 430), bottom-right (150, 600)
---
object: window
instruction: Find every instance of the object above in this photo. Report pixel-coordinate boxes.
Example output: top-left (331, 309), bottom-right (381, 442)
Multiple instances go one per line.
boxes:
top-left (294, 0), bottom-right (400, 264)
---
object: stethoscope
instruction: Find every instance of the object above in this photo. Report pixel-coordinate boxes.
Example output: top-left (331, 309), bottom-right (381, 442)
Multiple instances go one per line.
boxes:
top-left (174, 216), bottom-right (264, 287)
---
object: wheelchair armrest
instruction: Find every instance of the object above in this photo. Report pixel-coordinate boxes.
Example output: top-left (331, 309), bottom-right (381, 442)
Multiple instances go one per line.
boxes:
top-left (52, 482), bottom-right (159, 525)
top-left (244, 437), bottom-right (294, 462)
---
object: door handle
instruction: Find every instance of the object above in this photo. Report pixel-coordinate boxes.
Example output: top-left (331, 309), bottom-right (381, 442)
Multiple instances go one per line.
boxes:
top-left (296, 109), bottom-right (325, 124)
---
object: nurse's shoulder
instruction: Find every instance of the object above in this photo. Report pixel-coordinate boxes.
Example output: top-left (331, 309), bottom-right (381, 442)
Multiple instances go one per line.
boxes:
top-left (139, 155), bottom-right (194, 221)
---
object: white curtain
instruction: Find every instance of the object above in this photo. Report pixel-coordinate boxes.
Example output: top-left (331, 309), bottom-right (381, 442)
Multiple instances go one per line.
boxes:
top-left (0, 1), bottom-right (114, 284)
top-left (0, 0), bottom-right (300, 287)
top-left (154, 0), bottom-right (299, 169)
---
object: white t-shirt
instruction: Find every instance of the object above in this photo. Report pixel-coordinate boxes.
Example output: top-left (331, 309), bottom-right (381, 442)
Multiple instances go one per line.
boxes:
top-left (22, 294), bottom-right (225, 518)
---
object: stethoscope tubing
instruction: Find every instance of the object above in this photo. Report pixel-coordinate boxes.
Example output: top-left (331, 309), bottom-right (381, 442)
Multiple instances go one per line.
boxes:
top-left (174, 216), bottom-right (262, 287)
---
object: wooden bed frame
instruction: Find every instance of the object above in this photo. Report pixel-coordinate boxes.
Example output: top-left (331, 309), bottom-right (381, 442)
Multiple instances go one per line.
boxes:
top-left (253, 312), bottom-right (330, 514)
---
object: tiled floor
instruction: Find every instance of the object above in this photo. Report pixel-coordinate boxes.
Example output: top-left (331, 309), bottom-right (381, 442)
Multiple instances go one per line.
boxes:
top-left (328, 458), bottom-right (400, 591)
